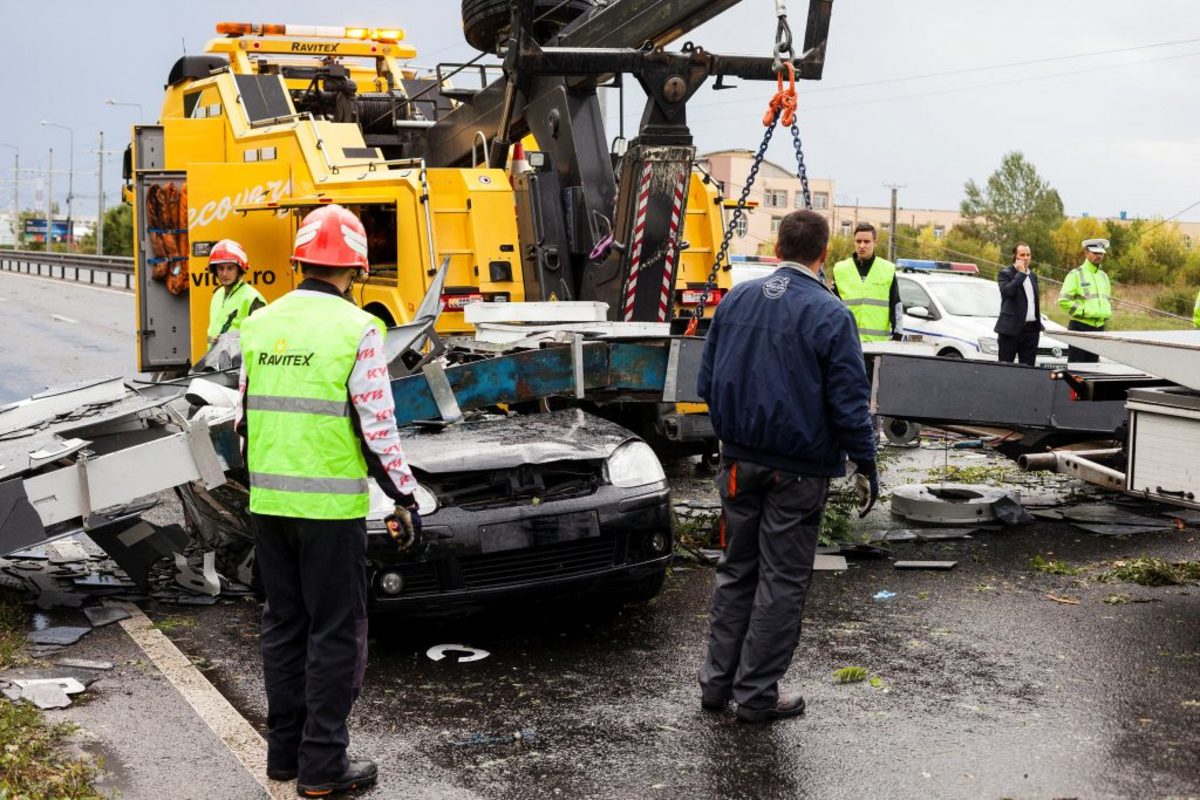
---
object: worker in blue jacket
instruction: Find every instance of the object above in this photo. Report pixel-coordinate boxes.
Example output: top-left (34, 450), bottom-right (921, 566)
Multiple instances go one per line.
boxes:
top-left (697, 208), bottom-right (878, 723)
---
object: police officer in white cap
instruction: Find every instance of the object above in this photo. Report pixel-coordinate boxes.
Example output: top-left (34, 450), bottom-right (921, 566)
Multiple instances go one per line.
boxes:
top-left (1057, 238), bottom-right (1113, 363)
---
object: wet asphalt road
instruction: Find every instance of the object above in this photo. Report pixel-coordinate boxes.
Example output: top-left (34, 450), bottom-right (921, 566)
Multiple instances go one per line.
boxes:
top-left (5, 270), bottom-right (1200, 798)
top-left (156, 505), bottom-right (1200, 800)
top-left (0, 271), bottom-right (136, 404)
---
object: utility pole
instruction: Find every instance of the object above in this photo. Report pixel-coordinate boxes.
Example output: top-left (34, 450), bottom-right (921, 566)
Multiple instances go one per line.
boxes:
top-left (45, 148), bottom-right (53, 250)
top-left (0, 144), bottom-right (16, 243)
top-left (97, 132), bottom-right (105, 254)
top-left (883, 182), bottom-right (905, 262)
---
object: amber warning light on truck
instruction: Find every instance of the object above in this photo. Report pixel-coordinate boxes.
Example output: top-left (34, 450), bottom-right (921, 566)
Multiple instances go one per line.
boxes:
top-left (215, 21), bottom-right (404, 43)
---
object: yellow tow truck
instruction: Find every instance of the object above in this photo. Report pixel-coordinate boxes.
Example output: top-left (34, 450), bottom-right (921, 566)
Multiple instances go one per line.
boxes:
top-left (126, 20), bottom-right (730, 374)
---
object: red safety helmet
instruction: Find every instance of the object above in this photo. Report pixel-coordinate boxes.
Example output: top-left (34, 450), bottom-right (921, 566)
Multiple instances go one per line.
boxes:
top-left (208, 239), bottom-right (249, 275)
top-left (291, 204), bottom-right (370, 272)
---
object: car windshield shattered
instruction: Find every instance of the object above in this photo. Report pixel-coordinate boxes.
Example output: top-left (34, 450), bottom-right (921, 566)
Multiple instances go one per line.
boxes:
top-left (930, 279), bottom-right (1002, 317)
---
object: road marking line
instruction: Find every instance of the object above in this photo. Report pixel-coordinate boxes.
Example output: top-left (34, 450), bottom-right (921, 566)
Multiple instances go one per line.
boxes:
top-left (51, 314), bottom-right (79, 324)
top-left (0, 270), bottom-right (131, 296)
top-left (113, 602), bottom-right (295, 799)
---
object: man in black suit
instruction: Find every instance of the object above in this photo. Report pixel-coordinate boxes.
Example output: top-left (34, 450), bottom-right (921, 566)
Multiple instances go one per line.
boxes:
top-left (994, 242), bottom-right (1043, 365)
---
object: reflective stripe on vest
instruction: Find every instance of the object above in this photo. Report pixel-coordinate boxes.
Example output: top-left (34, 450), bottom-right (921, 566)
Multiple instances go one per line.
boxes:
top-left (245, 395), bottom-right (350, 417)
top-left (833, 257), bottom-right (895, 342)
top-left (240, 291), bottom-right (383, 519)
top-left (249, 472), bottom-right (369, 495)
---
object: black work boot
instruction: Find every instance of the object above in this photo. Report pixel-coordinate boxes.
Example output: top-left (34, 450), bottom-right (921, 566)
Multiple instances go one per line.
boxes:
top-left (297, 759), bottom-right (378, 797)
top-left (736, 692), bottom-right (806, 723)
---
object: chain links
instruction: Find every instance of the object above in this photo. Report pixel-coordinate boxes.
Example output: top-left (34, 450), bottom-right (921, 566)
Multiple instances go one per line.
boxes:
top-left (690, 110), bottom-right (779, 325)
top-left (790, 123), bottom-right (812, 210)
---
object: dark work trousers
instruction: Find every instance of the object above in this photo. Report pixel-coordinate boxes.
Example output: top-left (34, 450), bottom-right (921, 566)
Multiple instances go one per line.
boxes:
top-left (699, 459), bottom-right (829, 711)
top-left (252, 514), bottom-right (369, 784)
top-left (1066, 319), bottom-right (1105, 363)
top-left (998, 321), bottom-right (1041, 366)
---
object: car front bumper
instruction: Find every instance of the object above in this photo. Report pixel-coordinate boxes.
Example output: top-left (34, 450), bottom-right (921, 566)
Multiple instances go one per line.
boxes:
top-left (365, 480), bottom-right (672, 613)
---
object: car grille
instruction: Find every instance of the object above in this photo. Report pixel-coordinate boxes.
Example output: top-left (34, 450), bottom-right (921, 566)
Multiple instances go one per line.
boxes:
top-left (423, 461), bottom-right (604, 511)
top-left (396, 563), bottom-right (440, 596)
top-left (457, 535), bottom-right (618, 589)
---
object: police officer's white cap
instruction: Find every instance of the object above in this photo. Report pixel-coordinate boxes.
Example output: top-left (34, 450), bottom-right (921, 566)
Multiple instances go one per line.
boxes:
top-left (1082, 238), bottom-right (1109, 254)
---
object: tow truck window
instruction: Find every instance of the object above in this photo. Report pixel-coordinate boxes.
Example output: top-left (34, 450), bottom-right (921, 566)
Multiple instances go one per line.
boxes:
top-left (234, 75), bottom-right (293, 123)
top-left (349, 204), bottom-right (398, 275)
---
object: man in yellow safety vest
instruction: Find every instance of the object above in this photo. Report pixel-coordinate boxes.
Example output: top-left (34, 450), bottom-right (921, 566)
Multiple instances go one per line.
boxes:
top-left (1057, 238), bottom-right (1114, 363)
top-left (237, 204), bottom-right (421, 797)
top-left (206, 239), bottom-right (265, 346)
top-left (831, 223), bottom-right (902, 343)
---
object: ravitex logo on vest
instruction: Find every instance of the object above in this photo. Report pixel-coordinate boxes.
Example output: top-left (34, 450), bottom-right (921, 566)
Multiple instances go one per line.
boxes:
top-left (258, 339), bottom-right (315, 366)
top-left (762, 276), bottom-right (790, 299)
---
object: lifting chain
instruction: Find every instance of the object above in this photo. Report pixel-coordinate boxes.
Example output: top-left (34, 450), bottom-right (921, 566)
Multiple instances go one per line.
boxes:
top-left (685, 59), bottom-right (812, 336)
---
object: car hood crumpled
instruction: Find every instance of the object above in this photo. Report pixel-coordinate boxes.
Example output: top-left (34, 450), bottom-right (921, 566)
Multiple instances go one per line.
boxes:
top-left (397, 408), bottom-right (635, 473)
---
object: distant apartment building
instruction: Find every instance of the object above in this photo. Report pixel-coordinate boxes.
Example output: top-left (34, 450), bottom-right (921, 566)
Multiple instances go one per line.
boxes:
top-left (698, 149), bottom-right (835, 257)
top-left (698, 149), bottom-right (964, 256)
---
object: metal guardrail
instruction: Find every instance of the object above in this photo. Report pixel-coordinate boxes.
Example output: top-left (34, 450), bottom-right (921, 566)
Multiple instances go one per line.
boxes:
top-left (0, 250), bottom-right (135, 290)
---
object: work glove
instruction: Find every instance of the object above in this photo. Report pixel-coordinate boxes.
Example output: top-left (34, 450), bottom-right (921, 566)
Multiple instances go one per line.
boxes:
top-left (385, 496), bottom-right (422, 552)
top-left (852, 460), bottom-right (880, 518)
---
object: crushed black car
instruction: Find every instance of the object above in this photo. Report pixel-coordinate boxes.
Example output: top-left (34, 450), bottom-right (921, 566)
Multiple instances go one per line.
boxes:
top-left (364, 408), bottom-right (673, 613)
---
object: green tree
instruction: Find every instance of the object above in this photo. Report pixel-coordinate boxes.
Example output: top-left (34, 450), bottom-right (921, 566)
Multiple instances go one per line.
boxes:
top-left (961, 152), bottom-right (1064, 259)
top-left (101, 204), bottom-right (134, 256)
top-left (1117, 220), bottom-right (1188, 285)
top-left (1049, 217), bottom-right (1109, 277)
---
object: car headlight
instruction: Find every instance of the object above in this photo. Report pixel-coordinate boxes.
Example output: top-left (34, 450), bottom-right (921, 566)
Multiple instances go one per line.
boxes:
top-left (411, 483), bottom-right (438, 515)
top-left (978, 335), bottom-right (999, 356)
top-left (605, 440), bottom-right (666, 488)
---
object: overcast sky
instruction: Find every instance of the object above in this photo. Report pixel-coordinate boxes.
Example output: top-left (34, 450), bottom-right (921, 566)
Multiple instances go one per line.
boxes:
top-left (1, 0), bottom-right (1197, 222)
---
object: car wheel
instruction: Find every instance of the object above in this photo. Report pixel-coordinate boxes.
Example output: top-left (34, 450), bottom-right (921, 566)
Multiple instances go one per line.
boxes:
top-left (462, 0), bottom-right (594, 52)
top-left (937, 348), bottom-right (964, 359)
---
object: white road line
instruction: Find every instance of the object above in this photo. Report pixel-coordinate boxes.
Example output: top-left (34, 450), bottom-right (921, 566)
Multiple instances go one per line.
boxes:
top-left (113, 602), bottom-right (294, 799)
top-left (51, 314), bottom-right (79, 324)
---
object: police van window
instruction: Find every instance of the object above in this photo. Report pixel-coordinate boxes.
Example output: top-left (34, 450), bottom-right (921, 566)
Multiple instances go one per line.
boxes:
top-left (898, 278), bottom-right (933, 313)
top-left (351, 205), bottom-right (398, 274)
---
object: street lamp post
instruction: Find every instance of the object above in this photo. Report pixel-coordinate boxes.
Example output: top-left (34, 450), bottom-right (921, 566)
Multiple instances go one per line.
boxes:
top-left (0, 143), bottom-right (16, 244)
top-left (105, 98), bottom-right (144, 119)
top-left (41, 121), bottom-right (74, 249)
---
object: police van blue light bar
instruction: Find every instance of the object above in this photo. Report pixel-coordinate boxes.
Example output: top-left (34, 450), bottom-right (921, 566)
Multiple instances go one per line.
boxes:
top-left (730, 255), bottom-right (780, 264)
top-left (896, 259), bottom-right (978, 274)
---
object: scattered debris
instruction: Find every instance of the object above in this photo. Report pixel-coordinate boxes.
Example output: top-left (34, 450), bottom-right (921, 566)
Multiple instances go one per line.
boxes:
top-left (872, 590), bottom-right (897, 601)
top-left (819, 544), bottom-right (890, 560)
top-left (1098, 558), bottom-right (1200, 587)
top-left (894, 561), bottom-right (957, 570)
top-left (1035, 506), bottom-right (1166, 527)
top-left (26, 627), bottom-right (90, 647)
top-left (813, 555), bottom-right (848, 572)
top-left (832, 666), bottom-right (869, 684)
top-left (1071, 523), bottom-right (1171, 537)
top-left (82, 606), bottom-right (131, 628)
top-left (881, 528), bottom-right (976, 542)
top-left (1162, 509), bottom-right (1200, 527)
top-left (12, 682), bottom-right (72, 709)
top-left (1103, 593), bottom-right (1131, 605)
top-left (54, 658), bottom-right (114, 671)
top-left (1030, 555), bottom-right (1082, 576)
top-left (453, 729), bottom-right (537, 747)
top-left (173, 552), bottom-right (221, 596)
top-left (890, 484), bottom-right (1018, 525)
top-left (992, 496), bottom-right (1035, 525)
top-left (426, 644), bottom-right (490, 663)
top-left (1045, 593), bottom-right (1081, 605)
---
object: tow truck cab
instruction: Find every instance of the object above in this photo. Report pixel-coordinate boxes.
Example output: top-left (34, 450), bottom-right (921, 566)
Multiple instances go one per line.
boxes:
top-left (128, 23), bottom-right (524, 372)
